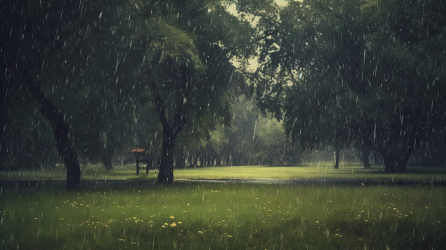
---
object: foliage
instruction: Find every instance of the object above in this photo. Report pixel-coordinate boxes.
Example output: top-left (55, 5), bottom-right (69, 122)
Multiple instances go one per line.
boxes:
top-left (252, 0), bottom-right (446, 172)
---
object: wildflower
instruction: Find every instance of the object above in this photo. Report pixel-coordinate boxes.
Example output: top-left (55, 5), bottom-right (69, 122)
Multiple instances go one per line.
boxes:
top-left (162, 225), bottom-right (166, 228)
top-left (227, 235), bottom-right (232, 238)
top-left (164, 223), bottom-right (168, 226)
top-left (170, 216), bottom-right (175, 219)
top-left (170, 222), bottom-right (177, 227)
top-left (178, 221), bottom-right (182, 224)
top-left (118, 239), bottom-right (125, 241)
top-left (198, 231), bottom-right (203, 234)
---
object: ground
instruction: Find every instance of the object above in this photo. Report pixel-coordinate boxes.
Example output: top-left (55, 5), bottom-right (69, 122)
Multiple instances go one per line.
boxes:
top-left (1, 163), bottom-right (445, 249)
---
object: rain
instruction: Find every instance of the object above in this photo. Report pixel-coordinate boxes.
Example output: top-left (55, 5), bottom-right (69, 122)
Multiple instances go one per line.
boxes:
top-left (1, 0), bottom-right (446, 249)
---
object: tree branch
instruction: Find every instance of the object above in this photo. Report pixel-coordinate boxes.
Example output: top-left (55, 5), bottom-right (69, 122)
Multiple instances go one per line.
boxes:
top-left (150, 79), bottom-right (169, 128)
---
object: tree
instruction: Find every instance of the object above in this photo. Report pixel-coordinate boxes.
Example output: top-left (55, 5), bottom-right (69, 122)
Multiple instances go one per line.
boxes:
top-left (321, 0), bottom-right (446, 172)
top-left (247, 0), bottom-right (353, 168)
top-left (0, 1), bottom-right (93, 189)
top-left (252, 0), bottom-right (446, 173)
top-left (129, 0), bottom-right (253, 183)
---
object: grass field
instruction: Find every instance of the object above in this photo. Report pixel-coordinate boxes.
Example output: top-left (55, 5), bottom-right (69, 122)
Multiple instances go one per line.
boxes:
top-left (1, 162), bottom-right (446, 182)
top-left (1, 181), bottom-right (445, 249)
top-left (1, 163), bottom-right (445, 249)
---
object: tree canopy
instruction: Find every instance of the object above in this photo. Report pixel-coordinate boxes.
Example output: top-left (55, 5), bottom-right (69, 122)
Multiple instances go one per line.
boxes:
top-left (252, 0), bottom-right (446, 172)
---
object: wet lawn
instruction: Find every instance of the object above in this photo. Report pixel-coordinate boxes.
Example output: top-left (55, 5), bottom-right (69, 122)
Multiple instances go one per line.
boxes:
top-left (2, 163), bottom-right (446, 182)
top-left (1, 182), bottom-right (445, 249)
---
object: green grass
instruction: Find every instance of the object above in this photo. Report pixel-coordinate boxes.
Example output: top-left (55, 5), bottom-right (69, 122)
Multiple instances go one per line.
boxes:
top-left (1, 182), bottom-right (445, 249)
top-left (174, 164), bottom-right (446, 182)
top-left (2, 162), bottom-right (446, 182)
top-left (0, 164), bottom-right (146, 181)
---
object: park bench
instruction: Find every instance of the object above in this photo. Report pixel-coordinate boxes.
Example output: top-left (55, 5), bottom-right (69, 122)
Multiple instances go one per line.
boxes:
top-left (131, 148), bottom-right (158, 175)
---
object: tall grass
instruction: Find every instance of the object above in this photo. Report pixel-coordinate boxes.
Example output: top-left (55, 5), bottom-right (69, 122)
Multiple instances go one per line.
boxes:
top-left (1, 182), bottom-right (445, 249)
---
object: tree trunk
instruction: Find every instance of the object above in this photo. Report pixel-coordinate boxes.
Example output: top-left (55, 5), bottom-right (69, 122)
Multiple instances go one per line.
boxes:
top-left (382, 148), bottom-right (412, 173)
top-left (175, 145), bottom-right (185, 169)
top-left (199, 151), bottom-right (203, 167)
top-left (192, 152), bottom-right (197, 168)
top-left (374, 124), bottom-right (417, 173)
top-left (362, 147), bottom-right (371, 168)
top-left (216, 154), bottom-right (221, 166)
top-left (150, 78), bottom-right (186, 184)
top-left (334, 149), bottom-right (339, 169)
top-left (373, 151), bottom-right (383, 165)
top-left (25, 77), bottom-right (80, 190)
top-left (102, 155), bottom-right (113, 171)
top-left (158, 128), bottom-right (175, 183)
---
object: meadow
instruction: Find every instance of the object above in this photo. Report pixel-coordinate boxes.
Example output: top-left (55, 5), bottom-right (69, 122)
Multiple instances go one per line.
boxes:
top-left (1, 180), bottom-right (446, 249)
top-left (2, 162), bottom-right (446, 182)
top-left (1, 164), bottom-right (446, 249)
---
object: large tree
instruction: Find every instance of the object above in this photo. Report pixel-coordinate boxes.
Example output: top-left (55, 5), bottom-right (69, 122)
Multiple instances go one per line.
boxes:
top-left (251, 0), bottom-right (446, 172)
top-left (127, 0), bottom-right (253, 183)
top-left (318, 0), bottom-right (446, 172)
top-left (0, 1), bottom-right (93, 189)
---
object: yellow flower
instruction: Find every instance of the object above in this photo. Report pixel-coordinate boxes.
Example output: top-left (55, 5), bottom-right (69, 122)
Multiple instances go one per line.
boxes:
top-left (227, 235), bottom-right (232, 238)
top-left (164, 223), bottom-right (168, 226)
top-left (170, 216), bottom-right (175, 219)
top-left (161, 225), bottom-right (166, 228)
top-left (178, 221), bottom-right (182, 224)
top-left (170, 222), bottom-right (177, 227)
top-left (198, 231), bottom-right (204, 235)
